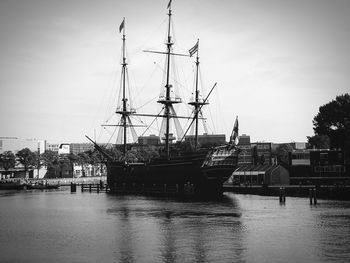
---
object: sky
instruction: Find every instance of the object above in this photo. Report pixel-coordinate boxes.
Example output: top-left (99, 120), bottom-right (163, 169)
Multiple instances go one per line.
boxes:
top-left (0, 0), bottom-right (349, 144)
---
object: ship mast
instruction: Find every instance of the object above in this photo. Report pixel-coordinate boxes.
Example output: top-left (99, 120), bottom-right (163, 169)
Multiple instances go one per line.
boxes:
top-left (156, 1), bottom-right (182, 158)
top-left (188, 40), bottom-right (208, 149)
top-left (121, 17), bottom-right (127, 155)
top-left (164, 4), bottom-right (172, 157)
top-left (135, 1), bottom-right (206, 156)
top-left (193, 42), bottom-right (200, 149)
top-left (103, 18), bottom-right (137, 156)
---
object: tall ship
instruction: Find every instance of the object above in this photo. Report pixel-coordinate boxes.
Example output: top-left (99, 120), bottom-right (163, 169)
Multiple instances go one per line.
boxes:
top-left (88, 1), bottom-right (239, 196)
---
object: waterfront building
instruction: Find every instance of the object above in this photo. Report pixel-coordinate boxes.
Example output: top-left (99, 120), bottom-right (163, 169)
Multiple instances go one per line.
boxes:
top-left (0, 166), bottom-right (47, 179)
top-left (289, 149), bottom-right (349, 185)
top-left (231, 164), bottom-right (290, 185)
top-left (0, 167), bottom-right (32, 179)
top-left (73, 163), bottom-right (106, 177)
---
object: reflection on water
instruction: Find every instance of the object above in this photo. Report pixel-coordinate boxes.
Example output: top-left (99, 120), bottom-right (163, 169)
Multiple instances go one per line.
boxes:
top-left (105, 195), bottom-right (245, 262)
top-left (315, 202), bottom-right (350, 262)
top-left (0, 188), bottom-right (350, 262)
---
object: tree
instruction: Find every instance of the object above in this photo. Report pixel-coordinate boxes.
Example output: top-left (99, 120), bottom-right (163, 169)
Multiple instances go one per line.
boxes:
top-left (313, 93), bottom-right (350, 151)
top-left (307, 134), bottom-right (330, 149)
top-left (0, 151), bottom-right (16, 174)
top-left (104, 147), bottom-right (122, 161)
top-left (41, 150), bottom-right (59, 166)
top-left (16, 148), bottom-right (37, 177)
top-left (275, 144), bottom-right (293, 166)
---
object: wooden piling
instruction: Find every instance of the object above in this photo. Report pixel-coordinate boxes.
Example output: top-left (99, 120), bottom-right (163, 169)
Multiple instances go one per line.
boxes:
top-left (71, 182), bottom-right (76, 193)
top-left (279, 187), bottom-right (286, 203)
top-left (313, 188), bottom-right (317, 205)
top-left (309, 188), bottom-right (317, 205)
top-left (309, 188), bottom-right (313, 204)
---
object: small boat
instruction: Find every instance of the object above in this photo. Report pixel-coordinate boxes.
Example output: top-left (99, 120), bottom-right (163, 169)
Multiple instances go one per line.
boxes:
top-left (27, 181), bottom-right (60, 190)
top-left (0, 179), bottom-right (26, 190)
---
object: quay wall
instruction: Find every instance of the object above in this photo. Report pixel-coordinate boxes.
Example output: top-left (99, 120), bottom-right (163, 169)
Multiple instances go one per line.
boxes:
top-left (27, 176), bottom-right (106, 186)
top-left (224, 184), bottom-right (350, 200)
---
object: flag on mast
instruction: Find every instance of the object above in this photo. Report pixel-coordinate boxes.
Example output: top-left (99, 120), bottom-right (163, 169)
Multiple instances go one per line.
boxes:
top-left (119, 19), bottom-right (125, 33)
top-left (230, 116), bottom-right (239, 144)
top-left (189, 40), bottom-right (199, 57)
top-left (167, 0), bottom-right (172, 9)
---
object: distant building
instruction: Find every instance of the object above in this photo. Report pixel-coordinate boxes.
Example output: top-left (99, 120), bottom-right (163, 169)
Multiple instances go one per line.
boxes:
top-left (272, 142), bottom-right (307, 151)
top-left (138, 135), bottom-right (161, 146)
top-left (46, 143), bottom-right (60, 152)
top-left (185, 133), bottom-right (226, 147)
top-left (251, 142), bottom-right (272, 165)
top-left (237, 134), bottom-right (252, 165)
top-left (0, 137), bottom-right (45, 154)
top-left (238, 134), bottom-right (250, 145)
top-left (290, 149), bottom-right (310, 166)
top-left (58, 144), bottom-right (70, 155)
top-left (290, 142), bottom-right (307, 150)
top-left (70, 143), bottom-right (94, 155)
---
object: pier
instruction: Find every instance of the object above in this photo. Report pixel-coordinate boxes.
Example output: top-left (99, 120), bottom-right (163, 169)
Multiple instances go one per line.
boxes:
top-left (80, 183), bottom-right (107, 193)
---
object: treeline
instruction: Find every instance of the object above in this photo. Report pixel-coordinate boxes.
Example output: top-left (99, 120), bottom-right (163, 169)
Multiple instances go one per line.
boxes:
top-left (0, 145), bottom-right (161, 177)
top-left (307, 93), bottom-right (350, 162)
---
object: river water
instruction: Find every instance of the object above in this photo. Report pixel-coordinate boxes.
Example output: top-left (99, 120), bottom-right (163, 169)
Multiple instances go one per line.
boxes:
top-left (0, 188), bottom-right (349, 263)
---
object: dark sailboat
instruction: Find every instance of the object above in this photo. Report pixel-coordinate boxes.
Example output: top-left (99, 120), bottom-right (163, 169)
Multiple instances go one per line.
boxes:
top-left (87, 1), bottom-right (239, 196)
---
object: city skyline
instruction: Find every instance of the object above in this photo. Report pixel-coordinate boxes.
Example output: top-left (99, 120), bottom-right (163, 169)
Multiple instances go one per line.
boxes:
top-left (1, 0), bottom-right (349, 143)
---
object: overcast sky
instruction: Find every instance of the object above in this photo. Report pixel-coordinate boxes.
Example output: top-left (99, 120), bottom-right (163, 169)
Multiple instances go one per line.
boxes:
top-left (0, 0), bottom-right (349, 144)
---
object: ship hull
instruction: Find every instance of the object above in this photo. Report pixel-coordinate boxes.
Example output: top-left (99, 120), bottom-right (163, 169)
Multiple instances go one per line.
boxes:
top-left (106, 150), bottom-right (237, 197)
top-left (198, 165), bottom-right (237, 196)
top-left (106, 153), bottom-right (205, 195)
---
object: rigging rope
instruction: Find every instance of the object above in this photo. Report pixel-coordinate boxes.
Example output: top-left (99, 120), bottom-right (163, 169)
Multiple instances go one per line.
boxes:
top-left (137, 107), bottom-right (164, 138)
top-left (169, 105), bottom-right (184, 139)
top-left (127, 116), bottom-right (138, 143)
